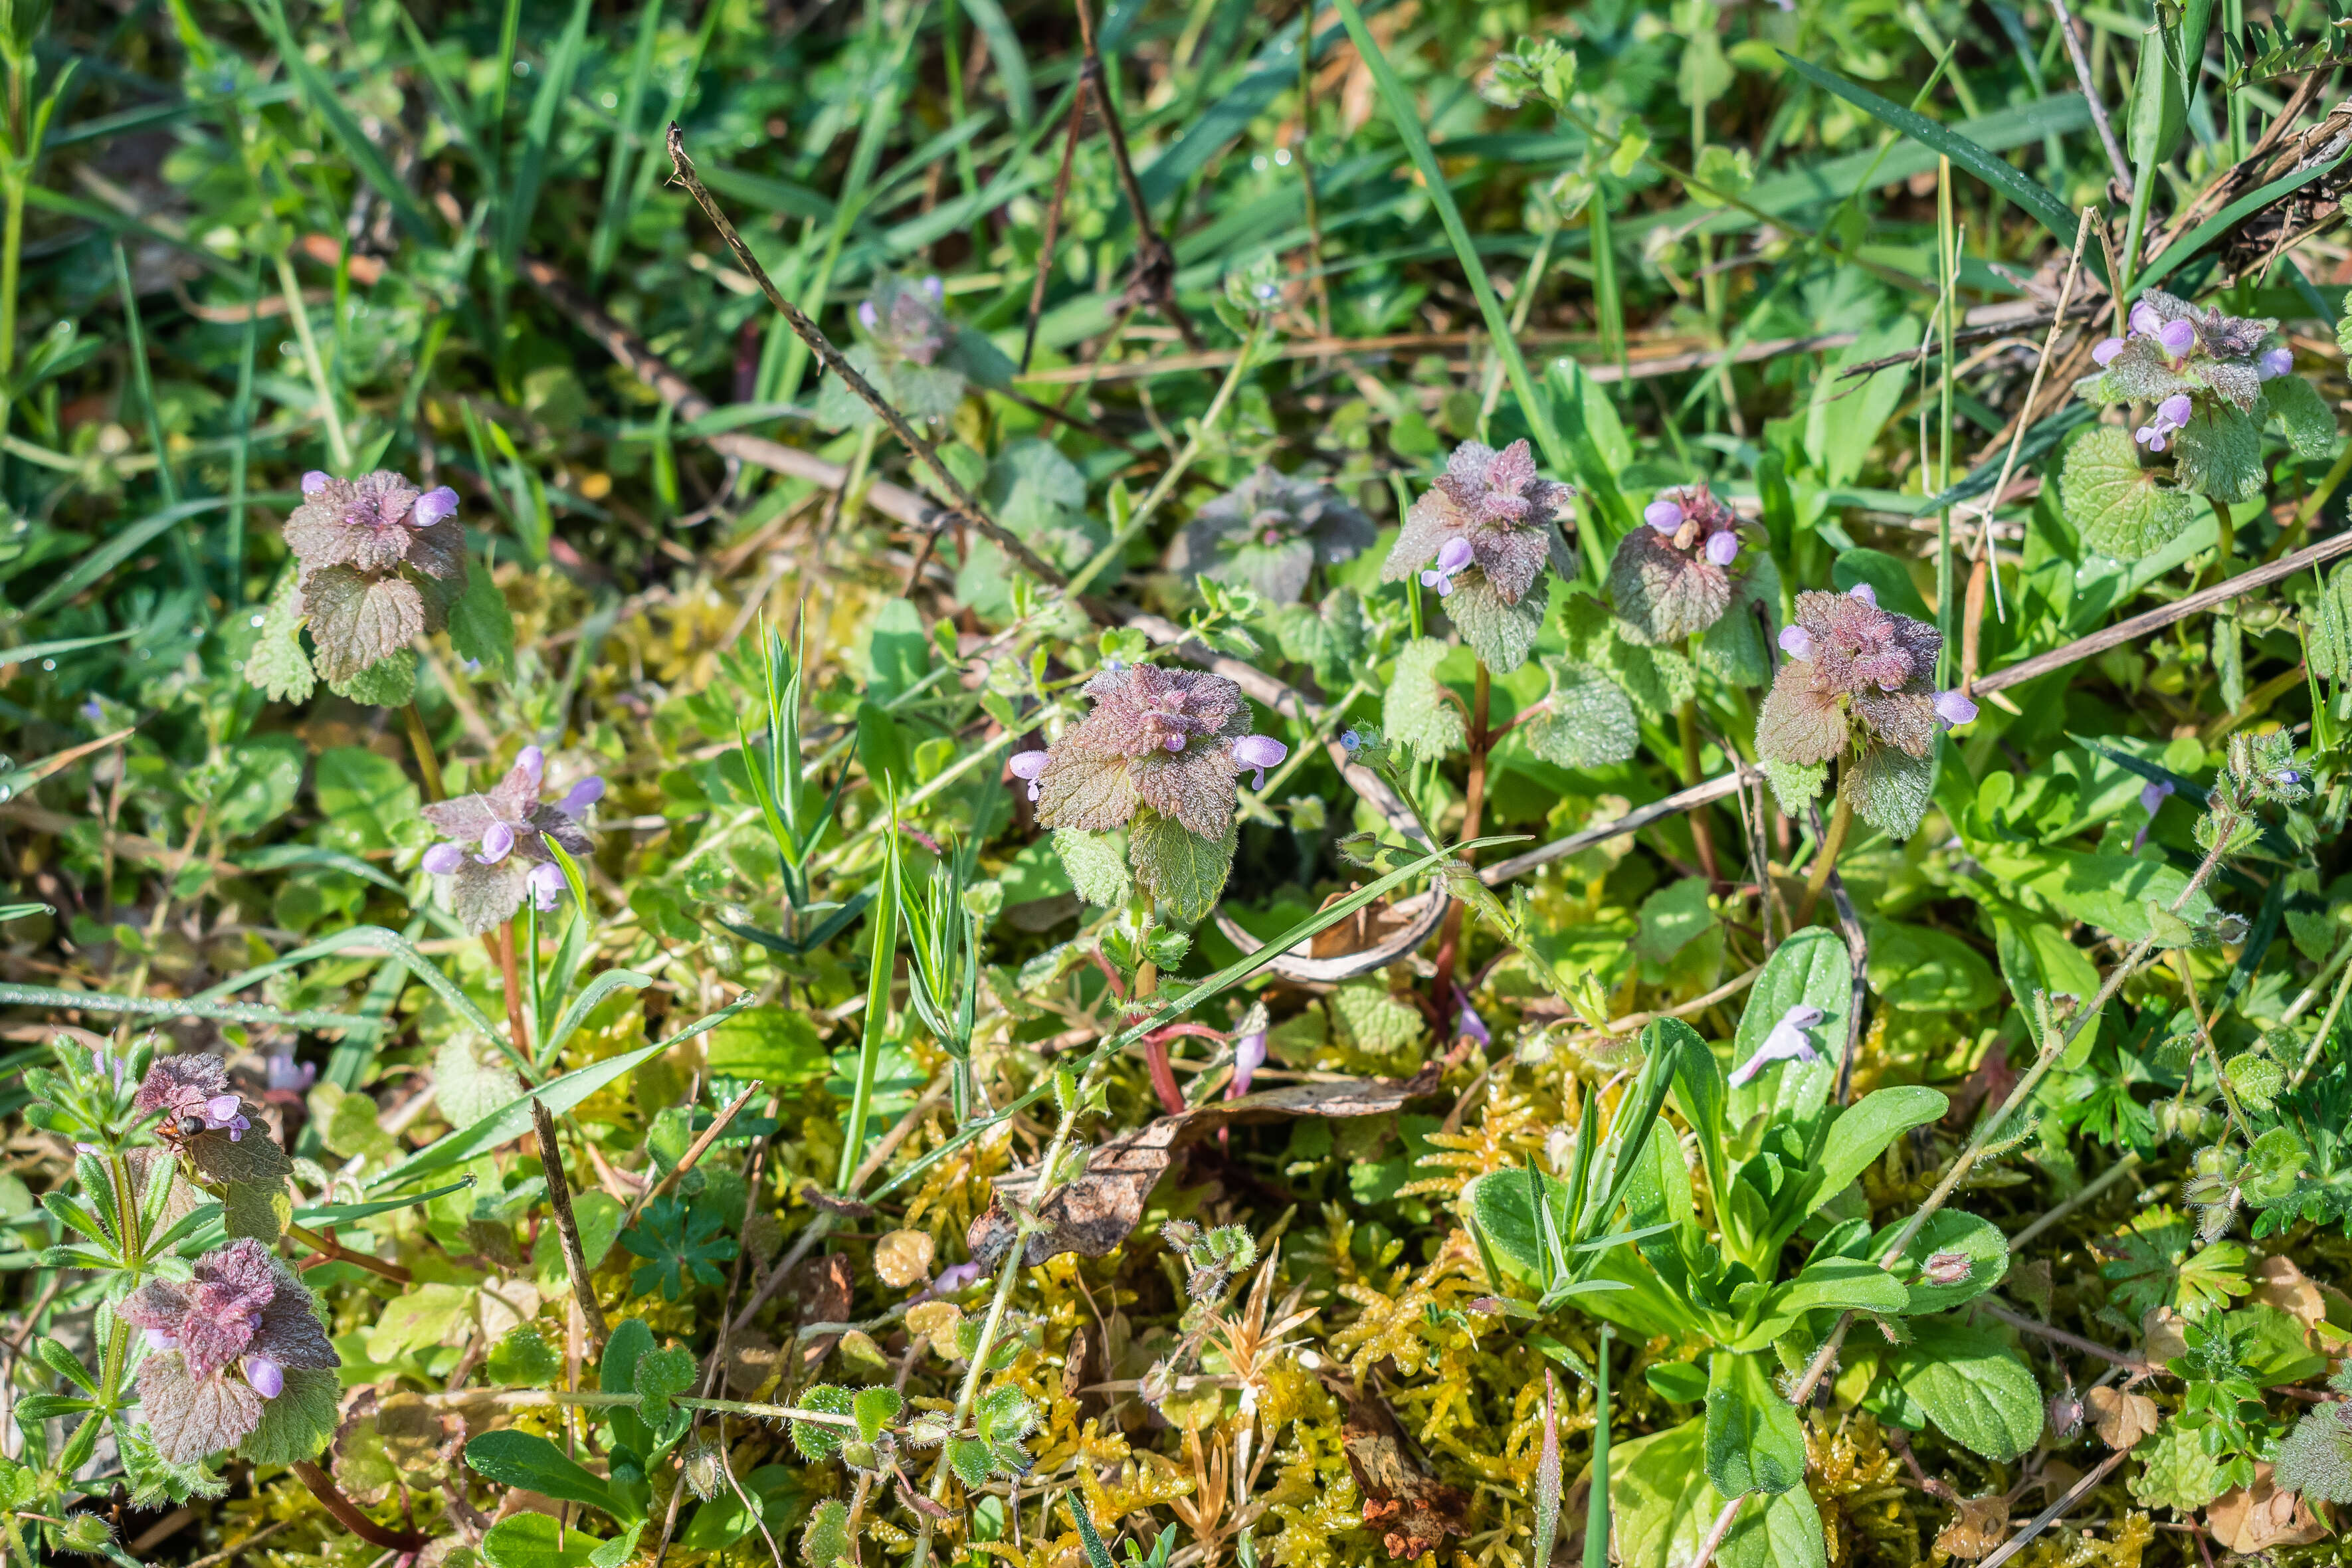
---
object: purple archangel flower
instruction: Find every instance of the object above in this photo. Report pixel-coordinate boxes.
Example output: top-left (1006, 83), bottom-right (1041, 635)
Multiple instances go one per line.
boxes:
top-left (1729, 1003), bottom-right (1824, 1087)
top-left (1458, 1001), bottom-right (1490, 1048)
top-left (2092, 337), bottom-right (2125, 367)
top-left (1644, 499), bottom-right (1685, 534)
top-left (1779, 625), bottom-right (1814, 661)
top-left (1705, 530), bottom-right (1741, 567)
top-left (417, 752), bottom-right (599, 933)
top-left (2259, 346), bottom-right (2296, 381)
top-left (528, 861), bottom-right (567, 912)
top-left (1008, 749), bottom-right (1049, 802)
top-left (1226, 1029), bottom-right (1268, 1099)
top-left (1419, 536), bottom-right (1474, 596)
top-left (120, 1238), bottom-right (340, 1462)
top-left (1232, 734), bottom-right (1288, 789)
top-left (1848, 582), bottom-right (1877, 607)
top-left (264, 1052), bottom-right (315, 1093)
top-left (2156, 319), bottom-right (2198, 359)
top-left (1933, 689), bottom-right (1979, 728)
top-left (422, 842), bottom-right (465, 876)
top-left (478, 821), bottom-right (516, 864)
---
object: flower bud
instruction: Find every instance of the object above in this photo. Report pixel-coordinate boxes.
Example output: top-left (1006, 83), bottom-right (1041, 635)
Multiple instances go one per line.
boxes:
top-left (2157, 319), bottom-right (2198, 357)
top-left (412, 486), bottom-right (459, 528)
top-left (1921, 1251), bottom-right (1973, 1287)
top-left (1644, 499), bottom-right (1684, 534)
top-left (2092, 337), bottom-right (2125, 366)
top-left (422, 842), bottom-right (464, 875)
top-left (1704, 530), bottom-right (1740, 566)
top-left (58, 1514), bottom-right (115, 1555)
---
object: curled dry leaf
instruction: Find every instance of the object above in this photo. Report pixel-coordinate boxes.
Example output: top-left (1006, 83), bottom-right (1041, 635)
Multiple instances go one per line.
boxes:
top-left (965, 1066), bottom-right (1446, 1270)
top-left (2206, 1463), bottom-right (2327, 1553)
top-left (2084, 1385), bottom-right (2159, 1450)
top-left (1338, 1385), bottom-right (1470, 1560)
top-left (1933, 1493), bottom-right (2011, 1561)
top-left (2141, 1306), bottom-right (2189, 1365)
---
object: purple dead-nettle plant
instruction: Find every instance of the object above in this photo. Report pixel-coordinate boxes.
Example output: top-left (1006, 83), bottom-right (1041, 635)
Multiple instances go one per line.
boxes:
top-left (272, 470), bottom-right (468, 686)
top-left (134, 1052), bottom-right (252, 1142)
top-left (1609, 481), bottom-right (1754, 644)
top-left (419, 745), bottom-right (600, 933)
top-left (818, 272), bottom-right (1011, 427)
top-left (1383, 439), bottom-right (1574, 672)
top-left (1173, 464), bottom-right (1376, 603)
top-left (1030, 662), bottom-right (1287, 919)
top-left (122, 1238), bottom-right (340, 1464)
top-left (1757, 585), bottom-right (1975, 838)
top-left (2088, 292), bottom-right (2287, 413)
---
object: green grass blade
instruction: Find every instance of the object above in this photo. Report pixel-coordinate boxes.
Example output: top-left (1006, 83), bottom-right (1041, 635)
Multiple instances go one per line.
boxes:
top-left (1582, 1330), bottom-right (1612, 1568)
top-left (590, 0), bottom-right (665, 282)
top-left (500, 0), bottom-right (594, 278)
top-left (246, 0), bottom-right (439, 243)
top-left (0, 627), bottom-right (138, 665)
top-left (0, 983), bottom-right (380, 1034)
top-left (539, 969), bottom-right (655, 1069)
top-left (17, 498), bottom-right (227, 619)
top-left (957, 0), bottom-right (1033, 126)
top-left (1778, 52), bottom-right (2098, 280)
top-left (838, 819), bottom-right (902, 1191)
top-left (1329, 0), bottom-right (1566, 476)
top-left (111, 242), bottom-right (179, 508)
top-left (188, 924), bottom-right (520, 1072)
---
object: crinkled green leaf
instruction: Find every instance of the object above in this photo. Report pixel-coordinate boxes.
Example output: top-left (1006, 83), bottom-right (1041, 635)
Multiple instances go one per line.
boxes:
top-left (2063, 425), bottom-right (2199, 560)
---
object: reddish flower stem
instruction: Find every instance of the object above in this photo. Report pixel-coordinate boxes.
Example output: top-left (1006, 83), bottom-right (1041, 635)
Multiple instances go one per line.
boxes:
top-left (291, 1460), bottom-right (433, 1552)
top-left (1432, 663), bottom-right (1492, 1026)
top-left (497, 920), bottom-right (532, 1062)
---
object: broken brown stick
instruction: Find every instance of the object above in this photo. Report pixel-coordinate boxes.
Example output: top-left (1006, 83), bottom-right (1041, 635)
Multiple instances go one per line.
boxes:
top-left (1975, 526), bottom-right (2352, 692)
top-left (664, 126), bottom-right (1070, 588)
top-left (532, 1096), bottom-right (610, 1345)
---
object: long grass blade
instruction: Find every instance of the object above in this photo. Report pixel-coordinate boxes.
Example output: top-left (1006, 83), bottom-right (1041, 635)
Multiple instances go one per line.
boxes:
top-left (1329, 0), bottom-right (1567, 476)
top-left (500, 0), bottom-right (595, 278)
top-left (1778, 53), bottom-right (2097, 277)
top-left (246, 0), bottom-right (439, 242)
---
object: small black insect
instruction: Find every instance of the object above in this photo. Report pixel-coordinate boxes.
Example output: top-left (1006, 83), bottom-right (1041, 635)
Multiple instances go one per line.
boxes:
top-left (173, 1114), bottom-right (207, 1141)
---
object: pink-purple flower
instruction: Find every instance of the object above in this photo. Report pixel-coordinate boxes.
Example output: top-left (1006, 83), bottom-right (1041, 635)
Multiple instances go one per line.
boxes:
top-left (1419, 536), bottom-right (1474, 596)
top-left (1232, 734), bottom-right (1288, 789)
top-left (1610, 480), bottom-right (1751, 644)
top-left (1226, 1028), bottom-right (1268, 1099)
top-left (1383, 439), bottom-right (1571, 610)
top-left (2259, 346), bottom-right (2296, 381)
top-left (1729, 1003), bottom-right (1824, 1087)
top-left (1779, 625), bottom-right (1814, 661)
top-left (2136, 393), bottom-right (2194, 452)
top-left (1008, 748), bottom-right (1049, 801)
top-left (133, 1053), bottom-right (252, 1141)
top-left (122, 1238), bottom-right (340, 1463)
top-left (1029, 664), bottom-right (1265, 840)
top-left (1932, 689), bottom-right (1979, 728)
top-left (419, 747), bottom-right (599, 933)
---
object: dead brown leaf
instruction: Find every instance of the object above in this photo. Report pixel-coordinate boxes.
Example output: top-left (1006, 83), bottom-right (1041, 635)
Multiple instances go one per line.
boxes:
top-left (1933, 1494), bottom-right (2011, 1561)
top-left (2252, 1255), bottom-right (2329, 1341)
top-left (724, 1327), bottom-right (780, 1398)
top-left (1339, 1388), bottom-right (1469, 1561)
top-left (2207, 1463), bottom-right (2328, 1553)
top-left (966, 1068), bottom-right (1445, 1270)
top-left (967, 1117), bottom-right (1189, 1271)
top-left (2084, 1386), bottom-right (2159, 1450)
top-left (2142, 1306), bottom-right (2189, 1365)
top-left (792, 1252), bottom-right (854, 1362)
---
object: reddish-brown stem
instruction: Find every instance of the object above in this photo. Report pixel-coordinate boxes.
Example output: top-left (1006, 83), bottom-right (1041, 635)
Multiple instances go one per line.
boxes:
top-left (286, 1221), bottom-right (411, 1285)
top-left (1143, 1035), bottom-right (1186, 1115)
top-left (498, 920), bottom-right (531, 1062)
top-left (292, 1460), bottom-right (433, 1552)
top-left (1432, 664), bottom-right (1493, 1026)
